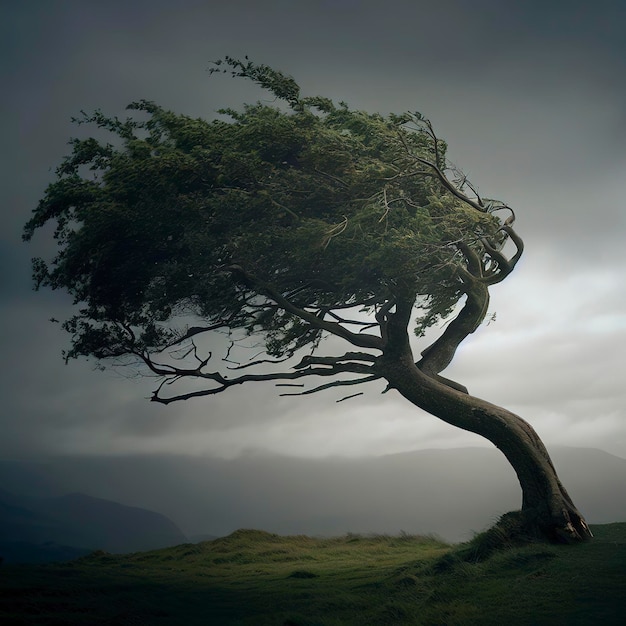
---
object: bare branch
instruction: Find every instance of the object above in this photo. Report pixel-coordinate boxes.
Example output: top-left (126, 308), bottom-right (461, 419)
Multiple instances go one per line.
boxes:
top-left (447, 162), bottom-right (485, 207)
top-left (396, 120), bottom-right (487, 213)
top-left (413, 154), bottom-right (486, 212)
top-left (227, 356), bottom-right (291, 370)
top-left (226, 265), bottom-right (383, 350)
top-left (336, 392), bottom-right (364, 402)
top-left (279, 374), bottom-right (380, 397)
top-left (139, 340), bottom-right (378, 404)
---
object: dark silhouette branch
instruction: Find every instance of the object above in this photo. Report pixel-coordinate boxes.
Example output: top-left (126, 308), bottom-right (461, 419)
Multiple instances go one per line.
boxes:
top-left (226, 265), bottom-right (384, 350)
top-left (480, 224), bottom-right (525, 285)
top-left (279, 373), bottom-right (380, 397)
top-left (146, 360), bottom-right (376, 404)
top-left (294, 352), bottom-right (378, 369)
top-left (226, 356), bottom-right (291, 370)
top-left (337, 392), bottom-right (364, 402)
top-left (132, 342), bottom-right (378, 404)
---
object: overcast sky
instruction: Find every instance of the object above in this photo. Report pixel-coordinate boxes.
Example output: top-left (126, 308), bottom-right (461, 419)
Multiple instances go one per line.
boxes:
top-left (2, 0), bottom-right (625, 461)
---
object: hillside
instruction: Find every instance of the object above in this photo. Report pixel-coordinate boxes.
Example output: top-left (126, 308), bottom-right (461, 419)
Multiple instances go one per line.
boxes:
top-left (0, 447), bottom-right (624, 543)
top-left (0, 490), bottom-right (187, 563)
top-left (1, 523), bottom-right (625, 624)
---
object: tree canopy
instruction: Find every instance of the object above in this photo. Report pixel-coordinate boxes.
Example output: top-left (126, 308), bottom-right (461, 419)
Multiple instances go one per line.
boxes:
top-left (24, 57), bottom-right (522, 403)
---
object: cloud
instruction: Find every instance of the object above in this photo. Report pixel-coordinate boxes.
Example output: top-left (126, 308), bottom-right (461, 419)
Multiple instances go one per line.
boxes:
top-left (1, 0), bottom-right (625, 460)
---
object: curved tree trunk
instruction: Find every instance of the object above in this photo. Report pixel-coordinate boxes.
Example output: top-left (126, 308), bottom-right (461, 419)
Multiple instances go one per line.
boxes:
top-left (378, 298), bottom-right (593, 544)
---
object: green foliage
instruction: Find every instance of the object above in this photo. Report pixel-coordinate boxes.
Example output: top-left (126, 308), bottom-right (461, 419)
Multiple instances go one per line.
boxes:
top-left (24, 58), bottom-right (502, 363)
top-left (2, 524), bottom-right (625, 624)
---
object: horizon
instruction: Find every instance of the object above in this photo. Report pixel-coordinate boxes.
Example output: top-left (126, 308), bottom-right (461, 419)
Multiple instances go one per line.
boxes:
top-left (2, 445), bottom-right (625, 543)
top-left (1, 442), bottom-right (625, 462)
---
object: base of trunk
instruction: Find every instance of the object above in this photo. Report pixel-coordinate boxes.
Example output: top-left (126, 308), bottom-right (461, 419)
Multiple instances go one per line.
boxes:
top-left (461, 507), bottom-right (593, 562)
top-left (378, 349), bottom-right (594, 548)
top-left (524, 499), bottom-right (593, 544)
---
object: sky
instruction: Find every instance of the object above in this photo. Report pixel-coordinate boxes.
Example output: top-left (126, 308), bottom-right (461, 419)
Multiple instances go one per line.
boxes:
top-left (2, 0), bottom-right (626, 461)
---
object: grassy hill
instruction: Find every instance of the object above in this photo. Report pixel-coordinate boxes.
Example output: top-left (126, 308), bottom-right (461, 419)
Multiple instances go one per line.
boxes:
top-left (1, 523), bottom-right (625, 624)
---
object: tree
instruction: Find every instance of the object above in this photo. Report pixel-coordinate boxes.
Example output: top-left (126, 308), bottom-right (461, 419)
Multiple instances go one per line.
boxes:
top-left (24, 57), bottom-right (592, 543)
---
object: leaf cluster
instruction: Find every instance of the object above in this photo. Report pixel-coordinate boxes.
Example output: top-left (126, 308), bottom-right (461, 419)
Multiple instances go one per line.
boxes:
top-left (24, 59), bottom-right (501, 361)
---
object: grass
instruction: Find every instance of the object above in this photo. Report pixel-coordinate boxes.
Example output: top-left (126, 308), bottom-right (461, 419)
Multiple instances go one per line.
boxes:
top-left (1, 523), bottom-right (625, 624)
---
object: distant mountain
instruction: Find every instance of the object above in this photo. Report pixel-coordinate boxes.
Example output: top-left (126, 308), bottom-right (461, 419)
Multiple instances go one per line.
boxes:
top-left (0, 540), bottom-right (89, 564)
top-left (0, 489), bottom-right (187, 563)
top-left (0, 447), bottom-right (624, 544)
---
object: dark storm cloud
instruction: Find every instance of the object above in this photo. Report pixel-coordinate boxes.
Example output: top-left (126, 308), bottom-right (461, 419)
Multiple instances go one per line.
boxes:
top-left (1, 0), bottom-right (625, 459)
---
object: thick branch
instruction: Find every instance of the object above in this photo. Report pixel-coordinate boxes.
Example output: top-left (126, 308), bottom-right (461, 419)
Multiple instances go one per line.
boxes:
top-left (226, 265), bottom-right (384, 350)
top-left (458, 242), bottom-right (483, 277)
top-left (417, 277), bottom-right (490, 384)
top-left (295, 352), bottom-right (378, 369)
top-left (481, 224), bottom-right (525, 285)
top-left (378, 350), bottom-right (593, 543)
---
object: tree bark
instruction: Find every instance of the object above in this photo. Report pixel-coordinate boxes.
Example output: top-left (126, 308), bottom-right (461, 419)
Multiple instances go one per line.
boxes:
top-left (377, 304), bottom-right (593, 543)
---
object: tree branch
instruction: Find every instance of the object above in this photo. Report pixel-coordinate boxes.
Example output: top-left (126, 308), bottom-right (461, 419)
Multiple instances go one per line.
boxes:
top-left (396, 120), bottom-right (487, 213)
top-left (226, 265), bottom-right (384, 350)
top-left (294, 351), bottom-right (378, 369)
top-left (458, 242), bottom-right (484, 278)
top-left (489, 224), bottom-right (524, 278)
top-left (226, 356), bottom-right (291, 370)
top-left (135, 342), bottom-right (378, 404)
top-left (416, 277), bottom-right (490, 391)
top-left (279, 374), bottom-right (380, 397)
top-left (481, 224), bottom-right (525, 285)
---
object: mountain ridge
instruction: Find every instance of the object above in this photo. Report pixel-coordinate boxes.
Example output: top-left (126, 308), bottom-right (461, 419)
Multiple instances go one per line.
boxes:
top-left (0, 488), bottom-right (187, 563)
top-left (0, 446), bottom-right (623, 545)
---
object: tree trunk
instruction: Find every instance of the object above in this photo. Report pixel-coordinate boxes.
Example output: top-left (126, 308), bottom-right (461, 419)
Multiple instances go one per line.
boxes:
top-left (378, 348), bottom-right (593, 543)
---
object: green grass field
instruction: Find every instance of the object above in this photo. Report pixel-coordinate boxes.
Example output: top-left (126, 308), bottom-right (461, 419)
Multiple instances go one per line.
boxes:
top-left (1, 523), bottom-right (625, 625)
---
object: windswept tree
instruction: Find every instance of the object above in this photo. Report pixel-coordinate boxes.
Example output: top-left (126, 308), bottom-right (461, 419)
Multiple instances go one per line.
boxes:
top-left (24, 58), bottom-right (592, 542)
